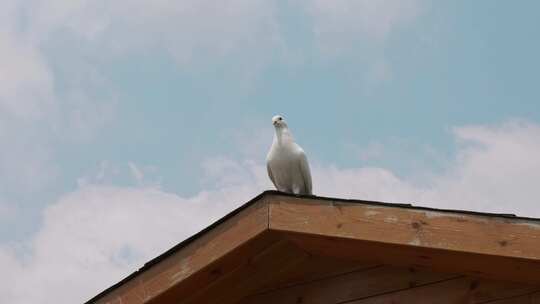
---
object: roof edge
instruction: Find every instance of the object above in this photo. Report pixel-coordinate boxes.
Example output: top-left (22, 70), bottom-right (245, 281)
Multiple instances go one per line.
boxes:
top-left (86, 190), bottom-right (540, 303)
top-left (264, 190), bottom-right (540, 222)
top-left (85, 191), bottom-right (271, 304)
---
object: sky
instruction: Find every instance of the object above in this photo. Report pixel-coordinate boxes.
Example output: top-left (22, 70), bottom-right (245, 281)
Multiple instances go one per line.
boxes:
top-left (2, 0), bottom-right (540, 302)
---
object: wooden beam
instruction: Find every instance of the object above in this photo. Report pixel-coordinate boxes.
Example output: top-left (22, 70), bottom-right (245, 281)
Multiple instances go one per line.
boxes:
top-left (268, 195), bottom-right (540, 283)
top-left (151, 231), bottom-right (279, 304)
top-left (94, 199), bottom-right (269, 304)
top-left (347, 277), bottom-right (539, 304)
top-left (240, 265), bottom-right (458, 304)
top-left (488, 292), bottom-right (540, 304)
top-left (253, 253), bottom-right (378, 294)
top-left (182, 239), bottom-right (309, 304)
top-left (284, 232), bottom-right (540, 284)
top-left (182, 241), bottom-right (379, 304)
top-left (268, 195), bottom-right (540, 259)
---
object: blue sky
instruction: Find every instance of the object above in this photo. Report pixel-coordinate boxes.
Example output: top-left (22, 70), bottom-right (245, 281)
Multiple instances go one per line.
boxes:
top-left (2, 1), bottom-right (540, 302)
top-left (45, 1), bottom-right (540, 192)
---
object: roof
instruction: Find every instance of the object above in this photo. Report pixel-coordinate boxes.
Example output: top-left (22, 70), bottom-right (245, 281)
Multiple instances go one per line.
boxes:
top-left (86, 191), bottom-right (540, 304)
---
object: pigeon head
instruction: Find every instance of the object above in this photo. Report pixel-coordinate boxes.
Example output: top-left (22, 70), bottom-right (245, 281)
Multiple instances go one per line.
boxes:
top-left (272, 115), bottom-right (287, 128)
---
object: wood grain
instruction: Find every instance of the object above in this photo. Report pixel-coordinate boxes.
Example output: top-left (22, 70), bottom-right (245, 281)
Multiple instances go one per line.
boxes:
top-left (487, 292), bottom-right (540, 304)
top-left (253, 253), bottom-right (378, 294)
top-left (269, 195), bottom-right (540, 260)
top-left (240, 265), bottom-right (458, 304)
top-left (283, 232), bottom-right (540, 284)
top-left (348, 277), bottom-right (539, 304)
top-left (182, 240), bottom-right (309, 304)
top-left (269, 195), bottom-right (540, 283)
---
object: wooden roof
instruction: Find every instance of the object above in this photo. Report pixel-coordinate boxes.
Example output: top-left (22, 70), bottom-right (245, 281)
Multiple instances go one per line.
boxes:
top-left (87, 191), bottom-right (540, 304)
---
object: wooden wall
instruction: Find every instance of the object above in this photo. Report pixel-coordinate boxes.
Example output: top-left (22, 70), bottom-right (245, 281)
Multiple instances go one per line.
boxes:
top-left (238, 253), bottom-right (540, 304)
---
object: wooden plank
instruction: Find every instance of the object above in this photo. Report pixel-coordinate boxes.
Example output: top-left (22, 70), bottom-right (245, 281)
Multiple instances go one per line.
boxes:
top-left (283, 232), bottom-right (540, 284)
top-left (268, 195), bottom-right (540, 283)
top-left (348, 277), bottom-right (539, 304)
top-left (535, 292), bottom-right (540, 304)
top-left (95, 199), bottom-right (269, 304)
top-left (487, 296), bottom-right (530, 304)
top-left (487, 293), bottom-right (538, 304)
top-left (455, 291), bottom-right (540, 304)
top-left (150, 231), bottom-right (280, 304)
top-left (239, 265), bottom-right (458, 304)
top-left (182, 240), bottom-right (309, 304)
top-left (253, 254), bottom-right (378, 294)
top-left (268, 195), bottom-right (540, 260)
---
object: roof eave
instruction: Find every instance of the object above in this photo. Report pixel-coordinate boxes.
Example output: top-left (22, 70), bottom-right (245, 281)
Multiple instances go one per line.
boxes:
top-left (87, 191), bottom-right (540, 303)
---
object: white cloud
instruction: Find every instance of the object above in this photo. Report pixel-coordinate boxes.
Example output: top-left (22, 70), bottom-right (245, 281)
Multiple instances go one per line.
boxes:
top-left (304, 0), bottom-right (423, 55)
top-left (16, 0), bottom-right (425, 80)
top-left (26, 0), bottom-right (282, 66)
top-left (423, 120), bottom-right (540, 213)
top-left (0, 31), bottom-right (54, 121)
top-left (2, 120), bottom-right (540, 303)
top-left (299, 0), bottom-right (424, 87)
top-left (0, 0), bottom-right (424, 185)
top-left (0, 247), bottom-right (21, 303)
top-left (0, 0), bottom-right (55, 121)
top-left (0, 0), bottom-right (281, 198)
top-left (0, 0), bottom-right (116, 196)
top-left (0, 0), bottom-right (424, 125)
top-left (2, 183), bottom-right (265, 303)
top-left (317, 120), bottom-right (540, 216)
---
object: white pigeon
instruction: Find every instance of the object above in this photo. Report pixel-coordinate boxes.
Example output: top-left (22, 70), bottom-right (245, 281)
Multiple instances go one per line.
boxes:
top-left (266, 115), bottom-right (313, 195)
